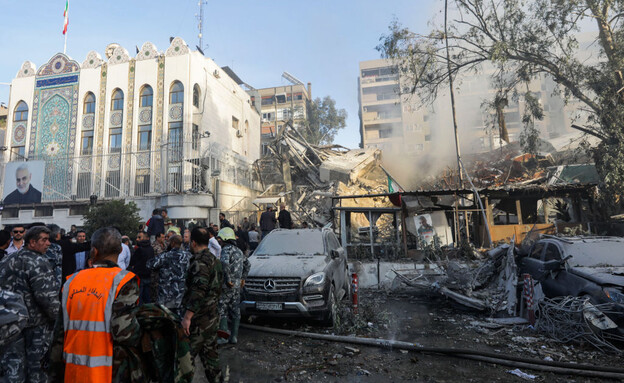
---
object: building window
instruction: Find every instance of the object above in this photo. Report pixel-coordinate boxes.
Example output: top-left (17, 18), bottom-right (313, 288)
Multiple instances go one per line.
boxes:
top-left (84, 92), bottom-right (96, 114)
top-left (77, 173), bottom-right (91, 199)
top-left (168, 121), bottom-right (183, 161)
top-left (139, 85), bottom-right (153, 107)
top-left (34, 207), bottom-right (54, 217)
top-left (138, 125), bottom-right (152, 151)
top-left (105, 170), bottom-right (121, 197)
top-left (81, 130), bottom-right (94, 155)
top-left (193, 84), bottom-right (200, 107)
top-left (135, 169), bottom-right (150, 196)
top-left (232, 116), bottom-right (239, 130)
top-left (425, 134), bottom-right (431, 142)
top-left (111, 89), bottom-right (124, 111)
top-left (192, 124), bottom-right (199, 150)
top-left (11, 146), bottom-right (25, 161)
top-left (379, 128), bottom-right (393, 139)
top-left (14, 101), bottom-right (28, 122)
top-left (276, 94), bottom-right (286, 104)
top-left (12, 101), bottom-right (28, 160)
top-left (109, 128), bottom-right (122, 153)
top-left (167, 165), bottom-right (182, 193)
top-left (261, 96), bottom-right (274, 105)
top-left (170, 81), bottom-right (184, 104)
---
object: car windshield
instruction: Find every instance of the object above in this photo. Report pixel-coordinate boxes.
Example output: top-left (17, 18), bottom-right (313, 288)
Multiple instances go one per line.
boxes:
top-left (562, 239), bottom-right (624, 267)
top-left (254, 230), bottom-right (325, 256)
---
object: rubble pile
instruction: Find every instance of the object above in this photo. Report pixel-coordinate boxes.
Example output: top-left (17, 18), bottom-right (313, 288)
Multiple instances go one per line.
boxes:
top-left (395, 243), bottom-right (517, 314)
top-left (255, 123), bottom-right (392, 226)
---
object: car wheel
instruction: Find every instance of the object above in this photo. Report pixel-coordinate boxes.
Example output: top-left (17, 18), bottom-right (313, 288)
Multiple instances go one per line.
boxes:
top-left (321, 285), bottom-right (338, 327)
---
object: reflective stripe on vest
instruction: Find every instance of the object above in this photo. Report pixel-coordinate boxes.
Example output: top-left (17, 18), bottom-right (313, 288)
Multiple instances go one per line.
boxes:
top-left (63, 352), bottom-right (113, 368)
top-left (61, 267), bottom-right (132, 374)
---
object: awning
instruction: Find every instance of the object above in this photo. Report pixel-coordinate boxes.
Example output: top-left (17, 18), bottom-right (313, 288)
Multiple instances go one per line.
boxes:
top-left (253, 197), bottom-right (281, 205)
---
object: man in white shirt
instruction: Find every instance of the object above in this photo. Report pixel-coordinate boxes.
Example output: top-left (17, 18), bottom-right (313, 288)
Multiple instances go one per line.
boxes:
top-left (118, 236), bottom-right (132, 270)
top-left (208, 227), bottom-right (221, 259)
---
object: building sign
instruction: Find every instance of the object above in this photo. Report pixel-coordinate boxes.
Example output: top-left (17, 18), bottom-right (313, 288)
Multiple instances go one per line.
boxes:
top-left (2, 161), bottom-right (45, 205)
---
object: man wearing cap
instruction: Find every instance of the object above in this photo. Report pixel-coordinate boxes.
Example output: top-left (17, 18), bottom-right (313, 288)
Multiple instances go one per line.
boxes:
top-left (216, 227), bottom-right (250, 345)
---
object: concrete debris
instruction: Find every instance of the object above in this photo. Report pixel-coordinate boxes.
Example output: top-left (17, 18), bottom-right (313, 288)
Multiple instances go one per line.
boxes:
top-left (507, 368), bottom-right (537, 380)
top-left (393, 240), bottom-right (518, 314)
top-left (254, 122), bottom-right (391, 227)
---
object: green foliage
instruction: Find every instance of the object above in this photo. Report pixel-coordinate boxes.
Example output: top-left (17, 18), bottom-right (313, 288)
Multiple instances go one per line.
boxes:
top-left (83, 199), bottom-right (142, 238)
top-left (300, 96), bottom-right (347, 145)
top-left (378, 0), bottom-right (624, 213)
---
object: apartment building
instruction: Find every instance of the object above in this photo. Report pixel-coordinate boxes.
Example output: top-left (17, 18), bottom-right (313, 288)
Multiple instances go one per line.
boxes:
top-left (257, 81), bottom-right (311, 156)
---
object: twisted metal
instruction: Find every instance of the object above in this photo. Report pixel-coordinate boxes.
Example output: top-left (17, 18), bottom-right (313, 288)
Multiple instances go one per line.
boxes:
top-left (536, 296), bottom-right (624, 353)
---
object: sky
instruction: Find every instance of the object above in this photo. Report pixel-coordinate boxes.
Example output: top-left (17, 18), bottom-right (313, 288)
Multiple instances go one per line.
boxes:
top-left (0, 0), bottom-right (437, 149)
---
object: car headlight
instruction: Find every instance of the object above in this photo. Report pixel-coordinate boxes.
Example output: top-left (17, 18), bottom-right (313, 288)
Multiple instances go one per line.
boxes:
top-left (304, 272), bottom-right (326, 287)
top-left (603, 288), bottom-right (624, 304)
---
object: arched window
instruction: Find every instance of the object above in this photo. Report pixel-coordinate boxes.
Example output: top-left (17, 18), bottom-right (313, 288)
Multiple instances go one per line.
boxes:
top-left (140, 85), bottom-right (153, 108)
top-left (13, 101), bottom-right (28, 123)
top-left (170, 81), bottom-right (184, 104)
top-left (11, 101), bottom-right (28, 160)
top-left (84, 92), bottom-right (96, 114)
top-left (192, 84), bottom-right (200, 107)
top-left (111, 89), bottom-right (124, 110)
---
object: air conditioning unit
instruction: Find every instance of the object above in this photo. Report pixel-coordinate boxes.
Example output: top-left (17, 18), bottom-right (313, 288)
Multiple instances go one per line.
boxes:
top-left (213, 69), bottom-right (220, 78)
top-left (236, 129), bottom-right (243, 138)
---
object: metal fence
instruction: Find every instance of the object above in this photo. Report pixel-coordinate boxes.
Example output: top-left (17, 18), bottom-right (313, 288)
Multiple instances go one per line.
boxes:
top-left (6, 135), bottom-right (259, 203)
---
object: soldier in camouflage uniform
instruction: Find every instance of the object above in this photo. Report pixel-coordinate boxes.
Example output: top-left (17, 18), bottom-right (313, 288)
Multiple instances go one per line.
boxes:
top-left (0, 226), bottom-right (59, 383)
top-left (216, 227), bottom-right (250, 345)
top-left (45, 224), bottom-right (64, 289)
top-left (181, 227), bottom-right (223, 383)
top-left (146, 234), bottom-right (191, 317)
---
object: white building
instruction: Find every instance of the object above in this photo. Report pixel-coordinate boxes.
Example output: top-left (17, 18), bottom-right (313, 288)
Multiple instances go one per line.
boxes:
top-left (1, 38), bottom-right (261, 228)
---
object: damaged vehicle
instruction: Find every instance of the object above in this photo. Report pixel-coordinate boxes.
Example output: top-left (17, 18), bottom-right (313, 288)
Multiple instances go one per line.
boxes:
top-left (520, 236), bottom-right (624, 329)
top-left (241, 228), bottom-right (350, 326)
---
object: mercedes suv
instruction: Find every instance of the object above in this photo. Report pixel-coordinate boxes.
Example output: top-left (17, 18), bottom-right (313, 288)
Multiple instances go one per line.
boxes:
top-left (241, 228), bottom-right (350, 326)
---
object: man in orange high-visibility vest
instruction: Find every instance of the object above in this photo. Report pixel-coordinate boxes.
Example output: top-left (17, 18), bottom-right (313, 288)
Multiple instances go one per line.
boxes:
top-left (48, 227), bottom-right (141, 383)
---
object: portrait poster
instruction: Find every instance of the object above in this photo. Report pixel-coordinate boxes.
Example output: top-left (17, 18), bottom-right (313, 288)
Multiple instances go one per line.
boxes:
top-left (2, 161), bottom-right (45, 205)
top-left (414, 214), bottom-right (436, 245)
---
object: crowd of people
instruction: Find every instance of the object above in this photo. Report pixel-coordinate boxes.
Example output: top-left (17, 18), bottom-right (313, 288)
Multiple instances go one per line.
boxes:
top-left (0, 203), bottom-right (306, 383)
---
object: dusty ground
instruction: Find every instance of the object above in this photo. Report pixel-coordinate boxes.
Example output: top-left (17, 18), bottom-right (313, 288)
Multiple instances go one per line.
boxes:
top-left (193, 289), bottom-right (624, 382)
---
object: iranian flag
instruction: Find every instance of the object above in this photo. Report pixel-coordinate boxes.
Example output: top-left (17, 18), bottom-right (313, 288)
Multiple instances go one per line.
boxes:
top-left (62, 0), bottom-right (69, 35)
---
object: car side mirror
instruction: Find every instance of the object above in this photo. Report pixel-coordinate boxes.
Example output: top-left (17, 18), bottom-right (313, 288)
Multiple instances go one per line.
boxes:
top-left (542, 259), bottom-right (562, 272)
top-left (330, 249), bottom-right (339, 259)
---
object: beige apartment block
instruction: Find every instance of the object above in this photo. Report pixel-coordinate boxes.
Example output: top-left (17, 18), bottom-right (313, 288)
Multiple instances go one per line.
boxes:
top-left (257, 82), bottom-right (311, 156)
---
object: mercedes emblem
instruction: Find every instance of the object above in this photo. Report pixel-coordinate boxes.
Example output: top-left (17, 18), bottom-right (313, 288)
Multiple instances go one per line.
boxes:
top-left (264, 279), bottom-right (276, 291)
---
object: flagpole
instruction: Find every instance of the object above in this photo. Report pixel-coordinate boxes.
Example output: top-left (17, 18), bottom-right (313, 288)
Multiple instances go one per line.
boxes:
top-left (63, 0), bottom-right (69, 54)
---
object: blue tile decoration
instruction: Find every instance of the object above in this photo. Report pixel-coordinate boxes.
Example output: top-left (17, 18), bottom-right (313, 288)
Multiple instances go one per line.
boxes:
top-left (29, 53), bottom-right (80, 201)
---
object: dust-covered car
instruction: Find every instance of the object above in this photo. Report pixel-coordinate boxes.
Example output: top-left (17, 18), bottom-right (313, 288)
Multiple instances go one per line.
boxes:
top-left (519, 236), bottom-right (624, 329)
top-left (240, 228), bottom-right (350, 326)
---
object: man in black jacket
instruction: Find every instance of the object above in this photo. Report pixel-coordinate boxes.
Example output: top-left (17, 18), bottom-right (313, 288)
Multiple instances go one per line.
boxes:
top-left (259, 207), bottom-right (277, 239)
top-left (129, 231), bottom-right (155, 304)
top-left (58, 232), bottom-right (91, 281)
top-left (278, 203), bottom-right (293, 229)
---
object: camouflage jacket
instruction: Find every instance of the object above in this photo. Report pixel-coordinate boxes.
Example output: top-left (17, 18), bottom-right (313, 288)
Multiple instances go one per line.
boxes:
top-left (0, 247), bottom-right (60, 327)
top-left (146, 247), bottom-right (191, 309)
top-left (152, 241), bottom-right (167, 255)
top-left (0, 290), bottom-right (28, 348)
top-left (182, 248), bottom-right (222, 319)
top-left (113, 304), bottom-right (193, 383)
top-left (220, 243), bottom-right (250, 288)
top-left (48, 260), bottom-right (141, 382)
top-left (45, 242), bottom-right (63, 290)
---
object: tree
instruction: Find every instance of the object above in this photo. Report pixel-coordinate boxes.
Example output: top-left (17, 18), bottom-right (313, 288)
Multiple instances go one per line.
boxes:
top-left (377, 0), bottom-right (624, 211)
top-left (83, 199), bottom-right (142, 237)
top-left (300, 96), bottom-right (347, 145)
